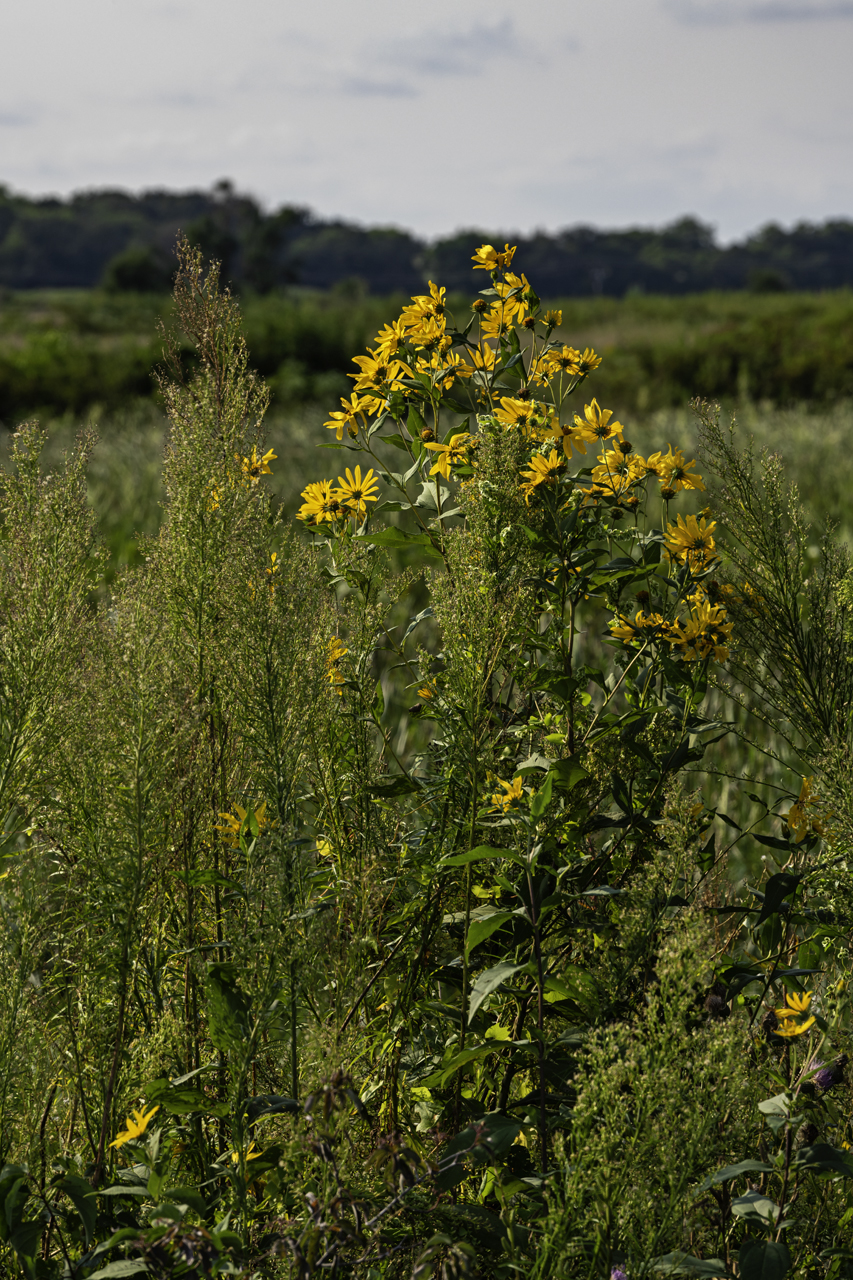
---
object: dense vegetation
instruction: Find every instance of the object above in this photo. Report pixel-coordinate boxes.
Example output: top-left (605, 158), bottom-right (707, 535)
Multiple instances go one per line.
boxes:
top-left (3, 182), bottom-right (853, 296)
top-left (2, 285), bottom-right (852, 430)
top-left (0, 240), bottom-right (851, 1280)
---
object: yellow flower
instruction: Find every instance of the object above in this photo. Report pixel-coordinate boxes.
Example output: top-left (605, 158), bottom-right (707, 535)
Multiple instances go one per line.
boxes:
top-left (543, 310), bottom-right (563, 329)
top-left (349, 349), bottom-right (409, 392)
top-left (333, 466), bottom-right (380, 518)
top-left (610, 611), bottom-right (671, 645)
top-left (492, 272), bottom-right (530, 324)
top-left (217, 802), bottom-right (269, 848)
top-left (495, 397), bottom-right (546, 436)
top-left (772, 990), bottom-right (816, 1037)
top-left (459, 344), bottom-right (497, 378)
top-left (327, 637), bottom-right (348, 696)
top-left (110, 1105), bottom-right (160, 1149)
top-left (490, 776), bottom-right (524, 812)
top-left (785, 777), bottom-right (823, 843)
top-left (544, 345), bottom-right (584, 378)
top-left (423, 433), bottom-right (472, 481)
top-left (480, 303), bottom-right (514, 342)
top-left (400, 281), bottom-right (447, 328)
top-left (324, 394), bottom-right (371, 441)
top-left (647, 445), bottom-right (705, 493)
top-left (471, 243), bottom-right (516, 271)
top-left (665, 514), bottom-right (719, 571)
top-left (231, 1141), bottom-right (262, 1164)
top-left (545, 421), bottom-right (588, 461)
top-left (265, 552), bottom-right (279, 592)
top-left (239, 446), bottom-right (277, 485)
top-left (669, 598), bottom-right (732, 662)
top-left (575, 347), bottom-right (602, 375)
top-left (416, 349), bottom-right (473, 389)
top-left (417, 684), bottom-right (434, 700)
top-left (573, 399), bottom-right (624, 444)
top-left (297, 479), bottom-right (344, 526)
top-left (373, 318), bottom-right (409, 360)
top-left (520, 450), bottom-right (565, 503)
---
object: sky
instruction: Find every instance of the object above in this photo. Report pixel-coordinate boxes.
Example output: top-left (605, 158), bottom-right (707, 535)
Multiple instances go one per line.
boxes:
top-left (1, 0), bottom-right (852, 242)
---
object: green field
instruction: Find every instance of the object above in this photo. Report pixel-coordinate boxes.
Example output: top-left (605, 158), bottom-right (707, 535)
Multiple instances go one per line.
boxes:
top-left (0, 250), bottom-right (851, 1279)
top-left (3, 284), bottom-right (850, 583)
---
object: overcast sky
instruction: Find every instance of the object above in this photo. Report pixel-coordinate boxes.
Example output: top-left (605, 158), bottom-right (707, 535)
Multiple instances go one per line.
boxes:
top-left (2, 0), bottom-right (851, 241)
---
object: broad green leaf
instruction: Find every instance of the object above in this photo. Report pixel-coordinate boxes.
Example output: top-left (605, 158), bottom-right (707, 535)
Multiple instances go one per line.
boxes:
top-left (468, 961), bottom-right (528, 1020)
top-left (87, 1262), bottom-right (150, 1278)
top-left (653, 1253), bottom-right (731, 1277)
top-left (731, 1190), bottom-right (780, 1222)
top-left (794, 1143), bottom-right (853, 1176)
top-left (163, 1186), bottom-right (208, 1216)
top-left (695, 1161), bottom-right (773, 1195)
top-left (465, 911), bottom-right (513, 958)
top-left (738, 1238), bottom-right (790, 1280)
top-left (145, 1077), bottom-right (229, 1118)
top-left (756, 873), bottom-right (802, 925)
top-left (206, 963), bottom-right (250, 1054)
top-left (530, 772), bottom-right (553, 819)
top-left (58, 1174), bottom-right (97, 1245)
top-left (440, 845), bottom-right (523, 868)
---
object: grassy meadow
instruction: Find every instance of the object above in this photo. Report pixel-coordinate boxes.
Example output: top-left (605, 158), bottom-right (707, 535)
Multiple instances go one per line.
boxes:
top-left (0, 254), bottom-right (851, 1279)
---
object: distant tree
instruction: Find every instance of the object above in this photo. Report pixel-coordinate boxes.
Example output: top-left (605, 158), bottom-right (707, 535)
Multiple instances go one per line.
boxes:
top-left (102, 245), bottom-right (175, 293)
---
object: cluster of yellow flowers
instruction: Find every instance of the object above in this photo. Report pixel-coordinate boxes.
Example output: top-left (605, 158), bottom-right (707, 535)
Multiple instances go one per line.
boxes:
top-left (297, 466), bottom-right (380, 527)
top-left (326, 637), bottom-right (348, 696)
top-left (607, 514), bottom-right (735, 662)
top-left (300, 241), bottom-right (733, 668)
top-left (610, 591), bottom-right (733, 664)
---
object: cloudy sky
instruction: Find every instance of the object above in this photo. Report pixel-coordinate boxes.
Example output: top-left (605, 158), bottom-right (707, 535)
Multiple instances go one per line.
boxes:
top-left (2, 0), bottom-right (851, 241)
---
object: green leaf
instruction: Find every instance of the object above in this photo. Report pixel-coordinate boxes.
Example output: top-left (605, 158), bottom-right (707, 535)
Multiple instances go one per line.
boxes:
top-left (163, 1186), bottom-right (208, 1215)
top-left (366, 776), bottom-right (420, 798)
top-left (738, 1238), bottom-right (790, 1280)
top-left (440, 845), bottom-right (523, 868)
top-left (358, 528), bottom-right (441, 557)
top-left (530, 772), bottom-right (553, 819)
top-left (87, 1262), bottom-right (150, 1279)
top-left (145, 1077), bottom-right (229, 1118)
top-left (793, 1143), bottom-right (853, 1176)
top-left (756, 873), bottom-right (801, 925)
top-left (58, 1174), bottom-right (97, 1245)
top-left (731, 1190), bottom-right (780, 1223)
top-left (468, 961), bottom-right (528, 1020)
top-left (407, 405), bottom-right (428, 435)
top-left (653, 1253), bottom-right (731, 1277)
top-left (549, 758), bottom-right (589, 791)
top-left (466, 911), bottom-right (513, 958)
top-left (695, 1161), bottom-right (773, 1195)
top-left (206, 963), bottom-right (251, 1054)
top-left (9, 1218), bottom-right (41, 1264)
top-left (241, 1094), bottom-right (300, 1125)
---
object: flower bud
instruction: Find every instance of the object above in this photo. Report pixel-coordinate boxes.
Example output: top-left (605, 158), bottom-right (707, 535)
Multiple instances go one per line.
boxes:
top-left (472, 299), bottom-right (487, 314)
top-left (421, 428), bottom-right (435, 442)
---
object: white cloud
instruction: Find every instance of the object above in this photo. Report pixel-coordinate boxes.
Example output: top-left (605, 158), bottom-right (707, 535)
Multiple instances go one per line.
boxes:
top-left (341, 76), bottom-right (417, 98)
top-left (666, 0), bottom-right (853, 22)
top-left (375, 18), bottom-right (538, 78)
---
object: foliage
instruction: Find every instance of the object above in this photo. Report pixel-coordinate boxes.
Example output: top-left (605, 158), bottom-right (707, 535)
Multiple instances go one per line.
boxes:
top-left (3, 283), bottom-right (853, 428)
top-left (4, 184), bottom-right (853, 296)
top-left (0, 240), bottom-right (850, 1280)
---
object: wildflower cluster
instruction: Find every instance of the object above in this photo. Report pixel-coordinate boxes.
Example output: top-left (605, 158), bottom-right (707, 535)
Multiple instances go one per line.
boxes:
top-left (295, 242), bottom-right (734, 675)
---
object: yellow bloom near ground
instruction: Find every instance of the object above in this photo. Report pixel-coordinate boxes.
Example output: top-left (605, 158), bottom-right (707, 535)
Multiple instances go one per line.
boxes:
top-left (110, 1104), bottom-right (159, 1149)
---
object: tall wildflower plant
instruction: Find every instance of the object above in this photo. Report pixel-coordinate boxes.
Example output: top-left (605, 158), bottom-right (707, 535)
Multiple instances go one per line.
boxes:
top-left (0, 246), bottom-right (849, 1279)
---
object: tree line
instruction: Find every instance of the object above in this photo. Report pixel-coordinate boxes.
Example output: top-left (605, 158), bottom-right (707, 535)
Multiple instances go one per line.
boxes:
top-left (1, 179), bottom-right (853, 296)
